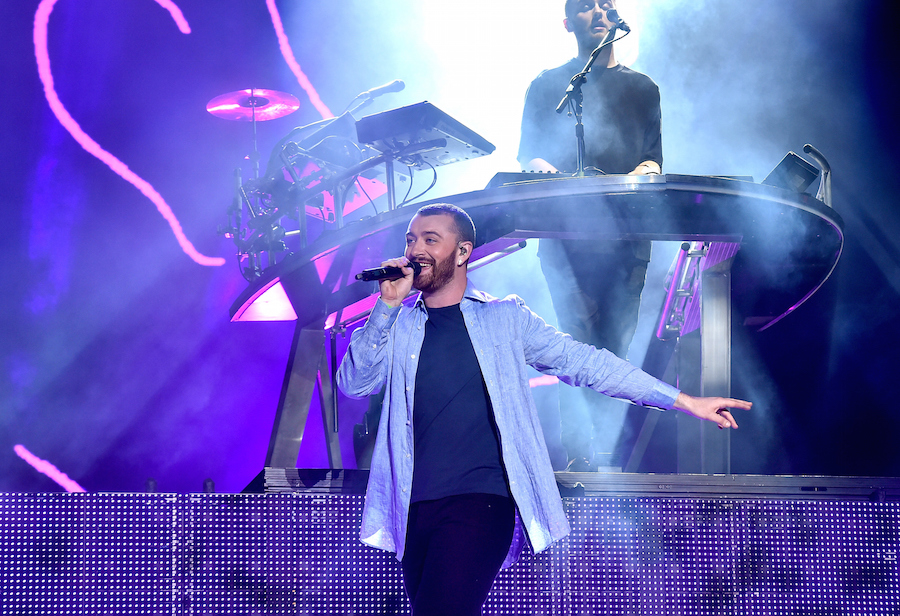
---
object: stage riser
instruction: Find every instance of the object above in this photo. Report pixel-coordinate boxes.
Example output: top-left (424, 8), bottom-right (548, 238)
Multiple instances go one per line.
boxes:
top-left (1, 493), bottom-right (897, 615)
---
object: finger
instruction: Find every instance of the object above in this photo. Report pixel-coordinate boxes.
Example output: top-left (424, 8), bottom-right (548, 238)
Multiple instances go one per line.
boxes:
top-left (723, 398), bottom-right (753, 410)
top-left (381, 257), bottom-right (407, 268)
top-left (715, 409), bottom-right (738, 429)
top-left (379, 257), bottom-right (417, 282)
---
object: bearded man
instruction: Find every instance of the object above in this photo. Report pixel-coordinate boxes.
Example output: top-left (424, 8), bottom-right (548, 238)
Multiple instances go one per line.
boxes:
top-left (337, 203), bottom-right (750, 616)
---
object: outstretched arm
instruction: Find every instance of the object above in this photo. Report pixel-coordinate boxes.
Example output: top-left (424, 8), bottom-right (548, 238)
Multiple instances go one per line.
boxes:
top-left (673, 393), bottom-right (752, 429)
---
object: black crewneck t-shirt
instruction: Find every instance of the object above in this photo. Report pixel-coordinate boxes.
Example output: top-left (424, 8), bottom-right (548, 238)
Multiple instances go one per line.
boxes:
top-left (410, 304), bottom-right (510, 503)
top-left (519, 61), bottom-right (662, 175)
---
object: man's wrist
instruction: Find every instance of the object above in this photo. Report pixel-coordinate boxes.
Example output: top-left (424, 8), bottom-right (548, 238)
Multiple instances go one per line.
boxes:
top-left (379, 296), bottom-right (403, 309)
top-left (673, 391), bottom-right (692, 412)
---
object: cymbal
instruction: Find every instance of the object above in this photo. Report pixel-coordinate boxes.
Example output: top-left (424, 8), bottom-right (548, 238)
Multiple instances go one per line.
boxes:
top-left (206, 88), bottom-right (300, 121)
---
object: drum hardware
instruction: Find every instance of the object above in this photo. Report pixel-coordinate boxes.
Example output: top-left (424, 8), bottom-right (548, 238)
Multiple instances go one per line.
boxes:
top-left (207, 88), bottom-right (300, 179)
top-left (220, 95), bottom-right (494, 286)
top-left (209, 88), bottom-right (300, 280)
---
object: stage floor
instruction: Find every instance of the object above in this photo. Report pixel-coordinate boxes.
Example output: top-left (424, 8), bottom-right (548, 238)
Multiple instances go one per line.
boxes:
top-left (2, 473), bottom-right (899, 614)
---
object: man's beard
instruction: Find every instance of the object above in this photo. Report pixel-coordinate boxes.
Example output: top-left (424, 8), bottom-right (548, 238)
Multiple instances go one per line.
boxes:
top-left (413, 252), bottom-right (456, 294)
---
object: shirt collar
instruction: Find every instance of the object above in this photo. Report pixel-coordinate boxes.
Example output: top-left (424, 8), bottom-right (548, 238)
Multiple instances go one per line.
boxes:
top-left (412, 281), bottom-right (489, 310)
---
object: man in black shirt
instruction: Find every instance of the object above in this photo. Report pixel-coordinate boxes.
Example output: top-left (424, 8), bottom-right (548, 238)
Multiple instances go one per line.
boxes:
top-left (518, 0), bottom-right (662, 471)
top-left (342, 204), bottom-right (749, 616)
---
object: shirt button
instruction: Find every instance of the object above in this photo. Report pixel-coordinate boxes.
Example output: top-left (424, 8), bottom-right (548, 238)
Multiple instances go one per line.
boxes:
top-left (410, 354), bottom-right (415, 359)
top-left (402, 487), bottom-right (407, 492)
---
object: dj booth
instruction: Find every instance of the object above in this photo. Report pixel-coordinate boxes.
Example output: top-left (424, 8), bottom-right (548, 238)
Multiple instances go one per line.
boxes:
top-left (218, 100), bottom-right (844, 476)
top-left (231, 171), bottom-right (844, 477)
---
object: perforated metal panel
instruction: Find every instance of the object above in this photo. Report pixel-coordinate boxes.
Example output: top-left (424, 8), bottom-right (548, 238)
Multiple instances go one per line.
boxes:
top-left (0, 493), bottom-right (177, 615)
top-left (1, 493), bottom-right (898, 615)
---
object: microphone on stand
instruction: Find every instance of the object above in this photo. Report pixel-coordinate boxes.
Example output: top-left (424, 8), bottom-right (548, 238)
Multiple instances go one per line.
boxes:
top-left (345, 80), bottom-right (406, 115)
top-left (605, 9), bottom-right (631, 32)
top-left (362, 79), bottom-right (405, 100)
top-left (356, 261), bottom-right (421, 282)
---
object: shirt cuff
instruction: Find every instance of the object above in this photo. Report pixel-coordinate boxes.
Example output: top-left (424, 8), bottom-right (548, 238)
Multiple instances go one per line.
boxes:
top-left (645, 381), bottom-right (681, 410)
top-left (367, 297), bottom-right (402, 331)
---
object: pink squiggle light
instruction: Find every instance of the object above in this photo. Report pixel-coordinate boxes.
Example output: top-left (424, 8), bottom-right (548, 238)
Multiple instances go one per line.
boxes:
top-left (33, 0), bottom-right (225, 267)
top-left (14, 444), bottom-right (87, 492)
top-left (153, 0), bottom-right (191, 34)
top-left (266, 0), bottom-right (334, 119)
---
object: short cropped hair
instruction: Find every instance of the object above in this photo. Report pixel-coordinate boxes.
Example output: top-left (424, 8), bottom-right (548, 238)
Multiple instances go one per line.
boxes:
top-left (415, 203), bottom-right (476, 245)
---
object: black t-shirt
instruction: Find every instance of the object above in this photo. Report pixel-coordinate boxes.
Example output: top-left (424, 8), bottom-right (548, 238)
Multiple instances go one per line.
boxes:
top-left (410, 304), bottom-right (510, 503)
top-left (519, 60), bottom-right (661, 263)
top-left (518, 60), bottom-right (662, 174)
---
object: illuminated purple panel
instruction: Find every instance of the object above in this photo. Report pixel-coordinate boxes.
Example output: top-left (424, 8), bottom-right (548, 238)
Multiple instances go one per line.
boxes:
top-left (733, 501), bottom-right (900, 614)
top-left (0, 493), bottom-right (175, 615)
top-left (485, 543), bottom-right (567, 614)
top-left (0, 494), bottom-right (897, 614)
top-left (182, 493), bottom-right (408, 614)
top-left (184, 494), bottom-right (300, 614)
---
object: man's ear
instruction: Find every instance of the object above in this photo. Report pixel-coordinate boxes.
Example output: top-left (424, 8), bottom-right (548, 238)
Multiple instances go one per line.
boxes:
top-left (458, 242), bottom-right (473, 264)
top-left (563, 17), bottom-right (572, 32)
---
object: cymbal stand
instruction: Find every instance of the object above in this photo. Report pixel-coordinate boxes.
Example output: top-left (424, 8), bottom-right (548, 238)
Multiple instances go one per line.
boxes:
top-left (243, 89), bottom-right (270, 272)
top-left (248, 88), bottom-right (262, 179)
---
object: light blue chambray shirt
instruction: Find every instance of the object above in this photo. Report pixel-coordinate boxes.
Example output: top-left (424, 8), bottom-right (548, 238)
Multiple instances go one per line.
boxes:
top-left (337, 283), bottom-right (680, 566)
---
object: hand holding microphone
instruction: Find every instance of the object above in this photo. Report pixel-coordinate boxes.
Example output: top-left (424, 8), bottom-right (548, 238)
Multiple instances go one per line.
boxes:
top-left (356, 260), bottom-right (421, 281)
top-left (357, 258), bottom-right (420, 307)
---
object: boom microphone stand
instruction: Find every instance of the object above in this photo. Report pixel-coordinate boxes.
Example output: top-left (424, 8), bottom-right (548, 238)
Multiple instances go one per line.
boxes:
top-left (555, 26), bottom-right (628, 177)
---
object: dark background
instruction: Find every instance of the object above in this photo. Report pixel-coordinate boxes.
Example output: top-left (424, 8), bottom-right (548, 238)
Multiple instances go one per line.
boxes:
top-left (2, 0), bottom-right (899, 493)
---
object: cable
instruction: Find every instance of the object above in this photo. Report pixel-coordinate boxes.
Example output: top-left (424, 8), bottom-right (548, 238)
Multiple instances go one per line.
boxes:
top-left (399, 161), bottom-right (437, 207)
top-left (354, 176), bottom-right (379, 217)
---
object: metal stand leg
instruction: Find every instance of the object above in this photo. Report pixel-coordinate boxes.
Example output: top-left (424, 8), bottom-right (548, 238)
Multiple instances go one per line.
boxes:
top-left (643, 241), bottom-right (740, 474)
top-left (317, 351), bottom-right (342, 467)
top-left (385, 159), bottom-right (396, 211)
top-left (265, 323), bottom-right (343, 469)
top-left (699, 260), bottom-right (733, 474)
top-left (676, 332), bottom-right (702, 474)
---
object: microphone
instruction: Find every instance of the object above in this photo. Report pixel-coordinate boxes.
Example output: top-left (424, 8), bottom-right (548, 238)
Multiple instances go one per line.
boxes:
top-left (605, 8), bottom-right (631, 32)
top-left (362, 79), bottom-right (405, 100)
top-left (356, 261), bottom-right (421, 282)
